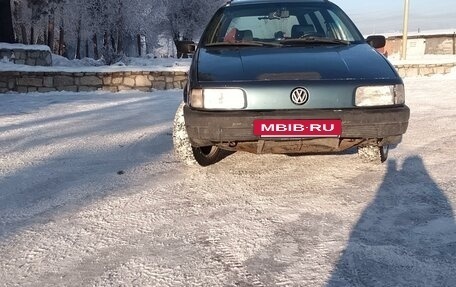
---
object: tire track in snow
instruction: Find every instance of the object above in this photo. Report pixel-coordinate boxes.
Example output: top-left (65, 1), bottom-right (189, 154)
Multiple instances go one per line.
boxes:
top-left (198, 231), bottom-right (267, 287)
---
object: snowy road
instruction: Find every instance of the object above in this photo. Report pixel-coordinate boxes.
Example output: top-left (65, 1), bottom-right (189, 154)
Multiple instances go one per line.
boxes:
top-left (1, 76), bottom-right (456, 286)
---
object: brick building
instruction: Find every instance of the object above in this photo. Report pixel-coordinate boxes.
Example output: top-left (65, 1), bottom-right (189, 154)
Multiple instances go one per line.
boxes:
top-left (380, 29), bottom-right (456, 57)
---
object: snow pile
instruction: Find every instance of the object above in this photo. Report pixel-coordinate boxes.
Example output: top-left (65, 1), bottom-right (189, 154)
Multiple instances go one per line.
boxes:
top-left (51, 53), bottom-right (192, 69)
top-left (1, 56), bottom-right (12, 64)
top-left (52, 54), bottom-right (105, 67)
top-left (122, 55), bottom-right (192, 68)
top-left (0, 55), bottom-right (192, 72)
top-left (0, 41), bottom-right (191, 72)
top-left (0, 42), bottom-right (51, 52)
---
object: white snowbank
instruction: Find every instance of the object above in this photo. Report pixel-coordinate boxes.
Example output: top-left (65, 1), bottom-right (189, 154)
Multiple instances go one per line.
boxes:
top-left (0, 56), bottom-right (192, 72)
top-left (52, 54), bottom-right (106, 67)
top-left (0, 42), bottom-right (51, 52)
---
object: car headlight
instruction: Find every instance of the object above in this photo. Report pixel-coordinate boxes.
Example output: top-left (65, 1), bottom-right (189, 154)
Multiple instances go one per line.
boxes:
top-left (355, 84), bottom-right (405, 107)
top-left (189, 88), bottom-right (246, 109)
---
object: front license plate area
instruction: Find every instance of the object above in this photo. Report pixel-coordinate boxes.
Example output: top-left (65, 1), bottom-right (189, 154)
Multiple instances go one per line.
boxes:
top-left (253, 119), bottom-right (342, 138)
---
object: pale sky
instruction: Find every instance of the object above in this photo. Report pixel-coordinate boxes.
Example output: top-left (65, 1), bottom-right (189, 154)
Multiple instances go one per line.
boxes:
top-left (331, 0), bottom-right (456, 34)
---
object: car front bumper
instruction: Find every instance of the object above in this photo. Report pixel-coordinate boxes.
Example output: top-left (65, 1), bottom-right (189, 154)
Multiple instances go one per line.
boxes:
top-left (184, 105), bottom-right (410, 148)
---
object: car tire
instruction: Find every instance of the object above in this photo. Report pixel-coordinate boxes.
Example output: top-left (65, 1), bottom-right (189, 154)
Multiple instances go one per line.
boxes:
top-left (191, 146), bottom-right (233, 167)
top-left (172, 102), bottom-right (233, 167)
top-left (358, 145), bottom-right (389, 163)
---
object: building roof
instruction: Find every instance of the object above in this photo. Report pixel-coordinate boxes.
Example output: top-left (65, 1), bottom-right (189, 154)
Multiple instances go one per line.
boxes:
top-left (381, 29), bottom-right (456, 39)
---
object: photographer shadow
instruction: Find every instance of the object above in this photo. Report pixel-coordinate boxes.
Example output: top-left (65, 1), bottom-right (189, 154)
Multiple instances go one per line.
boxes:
top-left (327, 156), bottom-right (456, 286)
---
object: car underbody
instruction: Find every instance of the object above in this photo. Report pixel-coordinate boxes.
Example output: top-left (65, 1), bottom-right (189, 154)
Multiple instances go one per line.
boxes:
top-left (215, 136), bottom-right (402, 154)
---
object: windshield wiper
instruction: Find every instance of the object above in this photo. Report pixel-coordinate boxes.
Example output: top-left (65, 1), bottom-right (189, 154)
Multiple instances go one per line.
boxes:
top-left (205, 41), bottom-right (282, 48)
top-left (280, 37), bottom-right (350, 45)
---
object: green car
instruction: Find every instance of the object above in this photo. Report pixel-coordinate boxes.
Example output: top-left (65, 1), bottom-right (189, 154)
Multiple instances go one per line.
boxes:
top-left (173, 0), bottom-right (410, 166)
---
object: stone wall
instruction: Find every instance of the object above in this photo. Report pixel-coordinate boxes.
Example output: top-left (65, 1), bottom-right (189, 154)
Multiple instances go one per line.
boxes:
top-left (0, 64), bottom-right (454, 93)
top-left (394, 63), bottom-right (455, 78)
top-left (0, 71), bottom-right (187, 93)
top-left (0, 46), bottom-right (52, 66)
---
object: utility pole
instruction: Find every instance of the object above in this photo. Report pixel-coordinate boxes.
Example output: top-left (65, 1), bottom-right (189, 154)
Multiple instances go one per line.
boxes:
top-left (401, 0), bottom-right (410, 60)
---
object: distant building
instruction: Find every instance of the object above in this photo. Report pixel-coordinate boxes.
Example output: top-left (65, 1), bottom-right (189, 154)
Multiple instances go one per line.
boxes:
top-left (379, 29), bottom-right (456, 56)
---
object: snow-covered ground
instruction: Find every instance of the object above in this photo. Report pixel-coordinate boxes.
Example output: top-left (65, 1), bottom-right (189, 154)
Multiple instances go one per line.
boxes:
top-left (1, 75), bottom-right (456, 286)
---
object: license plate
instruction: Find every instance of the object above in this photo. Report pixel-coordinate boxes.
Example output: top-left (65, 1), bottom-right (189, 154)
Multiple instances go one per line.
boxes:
top-left (253, 119), bottom-right (342, 138)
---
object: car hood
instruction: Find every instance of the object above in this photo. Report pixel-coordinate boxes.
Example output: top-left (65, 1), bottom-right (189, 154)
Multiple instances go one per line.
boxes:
top-left (196, 44), bottom-right (397, 82)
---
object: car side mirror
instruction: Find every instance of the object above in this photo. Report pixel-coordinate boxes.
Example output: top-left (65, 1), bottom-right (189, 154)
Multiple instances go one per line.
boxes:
top-left (176, 40), bottom-right (196, 54)
top-left (366, 35), bottom-right (386, 49)
top-left (190, 43), bottom-right (197, 53)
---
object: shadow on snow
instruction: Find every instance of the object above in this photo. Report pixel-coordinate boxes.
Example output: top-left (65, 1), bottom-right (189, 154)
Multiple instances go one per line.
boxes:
top-left (0, 91), bottom-right (182, 240)
top-left (327, 156), bottom-right (456, 286)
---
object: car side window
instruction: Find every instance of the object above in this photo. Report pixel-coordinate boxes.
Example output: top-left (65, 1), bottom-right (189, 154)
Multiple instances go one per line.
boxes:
top-left (327, 10), bottom-right (356, 41)
top-left (311, 9), bottom-right (356, 41)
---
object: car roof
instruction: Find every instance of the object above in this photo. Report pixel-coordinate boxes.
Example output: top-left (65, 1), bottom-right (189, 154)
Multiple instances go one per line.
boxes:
top-left (225, 0), bottom-right (329, 6)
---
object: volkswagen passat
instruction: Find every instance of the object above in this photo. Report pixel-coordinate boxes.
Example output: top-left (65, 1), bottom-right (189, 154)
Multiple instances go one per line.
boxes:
top-left (173, 0), bottom-right (410, 166)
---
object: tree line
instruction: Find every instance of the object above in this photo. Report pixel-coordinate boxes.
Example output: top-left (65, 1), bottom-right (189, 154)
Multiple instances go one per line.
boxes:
top-left (1, 0), bottom-right (223, 62)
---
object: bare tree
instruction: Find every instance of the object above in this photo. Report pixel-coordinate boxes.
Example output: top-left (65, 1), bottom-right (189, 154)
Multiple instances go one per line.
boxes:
top-left (7, 0), bottom-right (224, 58)
top-left (0, 0), bottom-right (15, 43)
top-left (166, 0), bottom-right (222, 41)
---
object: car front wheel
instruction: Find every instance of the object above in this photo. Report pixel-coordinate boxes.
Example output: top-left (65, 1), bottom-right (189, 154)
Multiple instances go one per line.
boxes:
top-left (172, 102), bottom-right (232, 167)
top-left (191, 146), bottom-right (232, 167)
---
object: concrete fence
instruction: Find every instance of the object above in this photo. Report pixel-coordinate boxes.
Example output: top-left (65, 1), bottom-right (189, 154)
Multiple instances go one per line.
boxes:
top-left (0, 63), bottom-right (455, 93)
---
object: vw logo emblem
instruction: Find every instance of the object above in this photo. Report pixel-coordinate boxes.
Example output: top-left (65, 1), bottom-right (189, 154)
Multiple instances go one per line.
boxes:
top-left (291, 87), bottom-right (309, 105)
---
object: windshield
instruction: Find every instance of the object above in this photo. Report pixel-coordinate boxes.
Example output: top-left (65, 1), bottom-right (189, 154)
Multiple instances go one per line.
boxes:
top-left (201, 2), bottom-right (364, 47)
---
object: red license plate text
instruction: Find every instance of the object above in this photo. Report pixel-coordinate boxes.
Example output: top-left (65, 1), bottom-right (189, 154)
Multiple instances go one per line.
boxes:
top-left (253, 119), bottom-right (342, 138)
